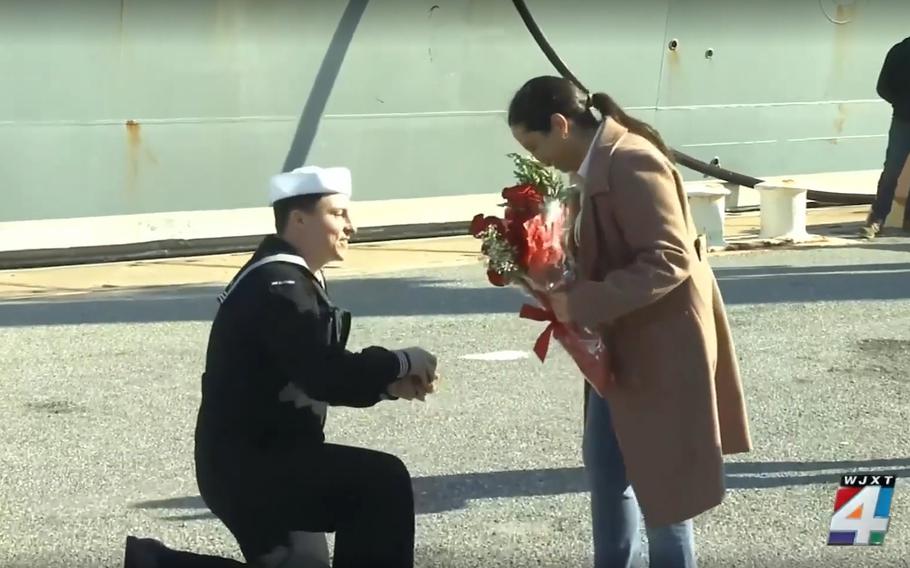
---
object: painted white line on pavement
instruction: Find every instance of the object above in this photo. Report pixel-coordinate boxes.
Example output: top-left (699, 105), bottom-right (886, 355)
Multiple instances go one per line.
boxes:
top-left (459, 351), bottom-right (529, 361)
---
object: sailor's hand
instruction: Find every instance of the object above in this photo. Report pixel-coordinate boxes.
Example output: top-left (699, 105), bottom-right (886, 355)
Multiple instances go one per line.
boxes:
top-left (387, 374), bottom-right (436, 401)
top-left (413, 371), bottom-right (439, 398)
top-left (394, 347), bottom-right (438, 383)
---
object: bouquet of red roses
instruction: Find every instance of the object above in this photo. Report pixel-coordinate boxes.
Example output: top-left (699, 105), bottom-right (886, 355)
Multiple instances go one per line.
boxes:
top-left (470, 153), bottom-right (615, 397)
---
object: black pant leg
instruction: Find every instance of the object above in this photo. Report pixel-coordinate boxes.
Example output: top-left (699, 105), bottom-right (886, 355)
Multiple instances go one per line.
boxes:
top-left (124, 536), bottom-right (246, 568)
top-left (317, 444), bottom-right (415, 568)
top-left (156, 547), bottom-right (247, 568)
top-left (872, 116), bottom-right (910, 220)
top-left (209, 442), bottom-right (415, 568)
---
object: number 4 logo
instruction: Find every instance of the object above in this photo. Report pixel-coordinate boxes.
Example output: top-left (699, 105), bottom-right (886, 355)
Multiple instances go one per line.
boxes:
top-left (828, 486), bottom-right (893, 545)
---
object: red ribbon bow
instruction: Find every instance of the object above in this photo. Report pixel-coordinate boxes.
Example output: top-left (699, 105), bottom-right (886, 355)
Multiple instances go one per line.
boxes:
top-left (519, 303), bottom-right (566, 362)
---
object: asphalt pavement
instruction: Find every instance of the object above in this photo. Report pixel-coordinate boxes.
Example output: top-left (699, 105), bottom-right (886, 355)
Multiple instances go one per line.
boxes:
top-left (1, 235), bottom-right (909, 567)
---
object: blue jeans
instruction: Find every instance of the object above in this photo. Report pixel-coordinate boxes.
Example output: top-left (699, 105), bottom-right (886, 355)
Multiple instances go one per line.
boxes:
top-left (870, 116), bottom-right (910, 222)
top-left (582, 388), bottom-right (696, 568)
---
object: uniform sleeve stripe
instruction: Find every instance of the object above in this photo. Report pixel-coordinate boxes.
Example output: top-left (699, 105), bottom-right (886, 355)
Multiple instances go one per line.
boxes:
top-left (395, 350), bottom-right (411, 378)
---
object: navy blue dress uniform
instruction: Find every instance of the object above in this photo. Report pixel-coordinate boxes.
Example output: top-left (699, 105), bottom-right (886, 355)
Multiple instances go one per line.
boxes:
top-left (191, 167), bottom-right (426, 567)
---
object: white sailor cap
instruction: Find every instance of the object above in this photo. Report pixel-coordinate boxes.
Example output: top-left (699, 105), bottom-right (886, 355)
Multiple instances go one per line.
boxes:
top-left (268, 166), bottom-right (352, 205)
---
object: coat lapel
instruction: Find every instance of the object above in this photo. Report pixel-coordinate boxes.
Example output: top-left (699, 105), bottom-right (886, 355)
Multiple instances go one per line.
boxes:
top-left (579, 116), bottom-right (630, 197)
top-left (570, 117), bottom-right (630, 279)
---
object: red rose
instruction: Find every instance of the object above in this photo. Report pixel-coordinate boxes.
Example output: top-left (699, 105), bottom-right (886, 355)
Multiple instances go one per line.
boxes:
top-left (502, 184), bottom-right (544, 209)
top-left (521, 214), bottom-right (565, 278)
top-left (503, 220), bottom-right (527, 264)
top-left (502, 184), bottom-right (545, 225)
top-left (470, 213), bottom-right (506, 238)
top-left (487, 269), bottom-right (508, 287)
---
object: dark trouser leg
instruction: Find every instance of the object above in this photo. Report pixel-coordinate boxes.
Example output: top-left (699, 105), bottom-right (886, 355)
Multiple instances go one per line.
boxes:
top-left (225, 443), bottom-right (415, 568)
top-left (870, 116), bottom-right (910, 223)
top-left (124, 536), bottom-right (246, 568)
top-left (326, 445), bottom-right (415, 568)
top-left (153, 547), bottom-right (246, 568)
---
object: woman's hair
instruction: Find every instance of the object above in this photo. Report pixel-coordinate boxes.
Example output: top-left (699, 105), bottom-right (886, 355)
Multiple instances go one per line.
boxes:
top-left (507, 75), bottom-right (674, 161)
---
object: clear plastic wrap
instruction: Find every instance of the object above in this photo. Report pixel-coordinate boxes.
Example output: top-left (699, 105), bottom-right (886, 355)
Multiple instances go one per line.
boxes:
top-left (471, 155), bottom-right (615, 396)
top-left (516, 220), bottom-right (615, 398)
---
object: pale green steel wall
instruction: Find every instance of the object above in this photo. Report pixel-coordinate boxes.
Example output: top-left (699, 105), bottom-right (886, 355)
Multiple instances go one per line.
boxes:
top-left (1, 0), bottom-right (907, 224)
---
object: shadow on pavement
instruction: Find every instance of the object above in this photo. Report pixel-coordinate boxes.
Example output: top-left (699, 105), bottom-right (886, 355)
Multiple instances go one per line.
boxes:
top-left (713, 261), bottom-right (910, 304)
top-left (3, 236), bottom-right (910, 326)
top-left (130, 457), bottom-right (910, 521)
top-left (0, 278), bottom-right (529, 327)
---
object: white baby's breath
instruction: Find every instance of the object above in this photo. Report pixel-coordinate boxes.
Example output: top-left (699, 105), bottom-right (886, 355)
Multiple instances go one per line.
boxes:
top-left (479, 226), bottom-right (518, 277)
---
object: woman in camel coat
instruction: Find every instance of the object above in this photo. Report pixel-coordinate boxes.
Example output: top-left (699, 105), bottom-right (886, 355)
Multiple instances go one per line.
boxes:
top-left (507, 75), bottom-right (752, 568)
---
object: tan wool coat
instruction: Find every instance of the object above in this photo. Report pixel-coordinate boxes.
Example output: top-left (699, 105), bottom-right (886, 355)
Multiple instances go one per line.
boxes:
top-left (566, 117), bottom-right (753, 527)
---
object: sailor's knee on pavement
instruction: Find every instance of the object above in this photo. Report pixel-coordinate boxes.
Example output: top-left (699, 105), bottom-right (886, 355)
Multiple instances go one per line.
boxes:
top-left (256, 544), bottom-right (291, 568)
top-left (256, 532), bottom-right (331, 568)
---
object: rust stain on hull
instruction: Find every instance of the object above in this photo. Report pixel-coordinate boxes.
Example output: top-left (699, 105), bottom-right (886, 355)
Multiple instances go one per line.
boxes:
top-left (835, 3), bottom-right (857, 23)
top-left (831, 3), bottom-right (857, 82)
top-left (664, 43), bottom-right (685, 104)
top-left (125, 120), bottom-right (158, 193)
top-left (125, 119), bottom-right (140, 140)
top-left (832, 102), bottom-right (848, 143)
top-left (126, 120), bottom-right (141, 192)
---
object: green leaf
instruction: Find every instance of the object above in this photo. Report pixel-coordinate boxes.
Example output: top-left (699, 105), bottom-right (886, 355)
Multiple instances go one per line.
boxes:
top-left (505, 152), bottom-right (565, 199)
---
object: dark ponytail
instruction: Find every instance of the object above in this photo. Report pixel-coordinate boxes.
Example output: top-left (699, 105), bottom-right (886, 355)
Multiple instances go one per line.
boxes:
top-left (588, 92), bottom-right (674, 161)
top-left (508, 76), bottom-right (674, 162)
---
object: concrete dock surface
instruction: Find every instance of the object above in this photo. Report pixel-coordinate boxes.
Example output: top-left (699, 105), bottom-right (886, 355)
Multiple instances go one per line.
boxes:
top-left (0, 205), bottom-right (879, 301)
top-left (2, 203), bottom-right (910, 567)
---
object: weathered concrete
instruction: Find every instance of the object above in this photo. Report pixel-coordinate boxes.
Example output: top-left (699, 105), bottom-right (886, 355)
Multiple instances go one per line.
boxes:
top-left (0, 205), bottom-right (878, 301)
top-left (1, 237), bottom-right (909, 567)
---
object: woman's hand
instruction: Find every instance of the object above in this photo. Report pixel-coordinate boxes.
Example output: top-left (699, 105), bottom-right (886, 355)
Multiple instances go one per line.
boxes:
top-left (520, 275), bottom-right (573, 323)
top-left (548, 289), bottom-right (571, 323)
